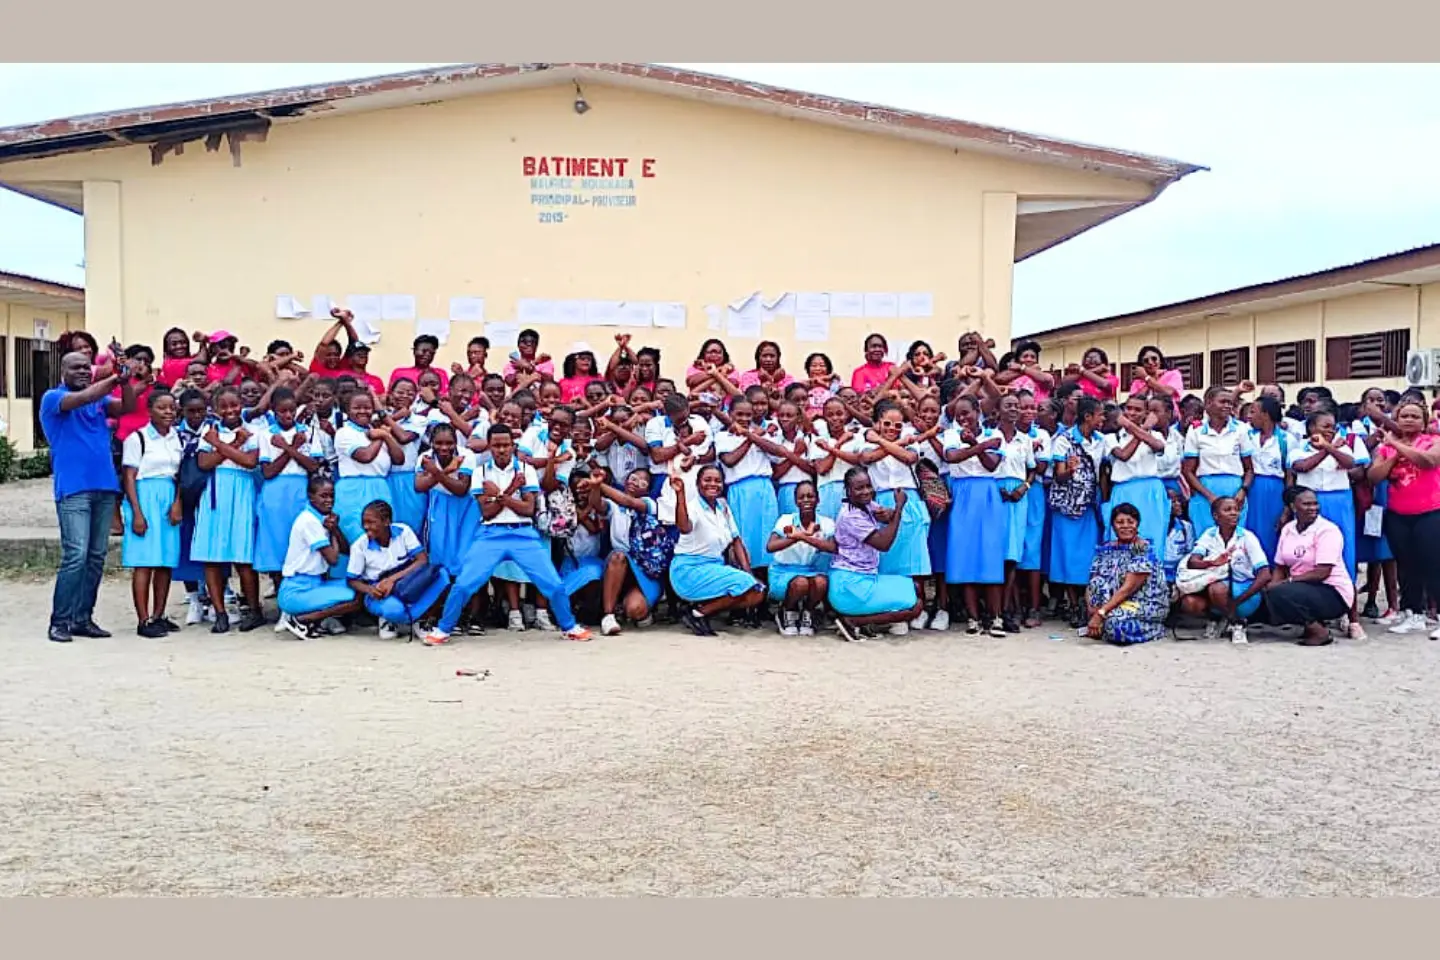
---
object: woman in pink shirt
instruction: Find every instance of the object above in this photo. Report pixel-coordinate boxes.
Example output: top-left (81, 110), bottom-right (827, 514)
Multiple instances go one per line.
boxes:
top-left (1367, 398), bottom-right (1440, 636)
top-left (1062, 347), bottom-right (1118, 401)
top-left (559, 344), bottom-right (605, 403)
top-left (1126, 345), bottom-right (1184, 410)
top-left (738, 341), bottom-right (797, 394)
top-left (685, 338), bottom-right (741, 398)
top-left (850, 334), bottom-right (893, 393)
top-left (994, 340), bottom-right (1054, 405)
top-left (1263, 487), bottom-right (1353, 645)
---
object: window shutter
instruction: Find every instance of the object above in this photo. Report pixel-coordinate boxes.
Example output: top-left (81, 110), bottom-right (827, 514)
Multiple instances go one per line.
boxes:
top-left (1256, 345), bottom-right (1276, 385)
top-left (1326, 336), bottom-right (1352, 380)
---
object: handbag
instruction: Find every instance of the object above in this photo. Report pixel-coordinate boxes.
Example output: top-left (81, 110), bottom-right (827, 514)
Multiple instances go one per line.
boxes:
top-left (913, 458), bottom-right (951, 520)
top-left (380, 560), bottom-right (443, 606)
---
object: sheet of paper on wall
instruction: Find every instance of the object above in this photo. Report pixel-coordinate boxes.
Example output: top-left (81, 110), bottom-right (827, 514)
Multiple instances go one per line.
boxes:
top-left (554, 300), bottom-right (586, 325)
top-left (704, 305), bottom-right (723, 332)
top-left (765, 292), bottom-right (797, 315)
top-left (796, 292), bottom-right (829, 314)
top-left (619, 301), bottom-right (654, 326)
top-left (346, 295), bottom-right (383, 325)
top-left (275, 295), bottom-right (309, 320)
top-left (761, 308), bottom-right (778, 324)
top-left (794, 312), bottom-right (831, 343)
top-left (586, 300), bottom-right (623, 325)
top-left (653, 302), bottom-right (687, 329)
top-left (484, 321), bottom-right (520, 349)
top-left (415, 317), bottom-right (451, 346)
top-left (381, 294), bottom-right (417, 322)
top-left (357, 317), bottom-right (384, 345)
top-left (898, 292), bottom-right (934, 317)
top-left (448, 296), bottom-right (485, 323)
top-left (828, 292), bottom-right (864, 318)
top-left (311, 295), bottom-right (334, 320)
top-left (728, 291), bottom-right (761, 313)
top-left (725, 308), bottom-right (763, 339)
top-left (517, 298), bottom-right (556, 326)
top-left (864, 292), bottom-right (900, 318)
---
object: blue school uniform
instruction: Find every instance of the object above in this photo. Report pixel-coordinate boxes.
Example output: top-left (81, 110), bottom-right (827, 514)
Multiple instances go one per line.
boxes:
top-left (714, 428), bottom-right (782, 569)
top-left (173, 418), bottom-right (220, 585)
top-left (1048, 427), bottom-right (1106, 586)
top-left (766, 512), bottom-right (835, 602)
top-left (1018, 426), bottom-right (1051, 571)
top-left (347, 522), bottom-right (449, 626)
top-left (811, 421), bottom-right (856, 522)
top-left (277, 507), bottom-right (355, 616)
top-left (1183, 417), bottom-right (1254, 532)
top-left (418, 450), bottom-right (479, 578)
top-left (669, 496), bottom-right (763, 602)
top-left (856, 430), bottom-right (930, 578)
top-left (387, 411), bottom-right (432, 536)
top-left (253, 423), bottom-right (320, 573)
top-left (120, 424), bottom-right (183, 569)
top-left (559, 521), bottom-right (608, 596)
top-left (1290, 434), bottom-right (1367, 584)
top-left (609, 494), bottom-right (663, 608)
top-left (333, 422), bottom-right (394, 548)
top-left (1244, 426), bottom-right (1289, 564)
top-left (191, 423), bottom-right (260, 565)
top-left (943, 426), bottom-right (1008, 585)
top-left (1102, 427), bottom-right (1170, 553)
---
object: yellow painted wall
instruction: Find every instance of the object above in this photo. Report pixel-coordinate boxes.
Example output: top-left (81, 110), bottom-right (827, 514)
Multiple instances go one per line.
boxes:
top-left (2, 81), bottom-right (1152, 384)
top-left (0, 302), bottom-right (84, 451)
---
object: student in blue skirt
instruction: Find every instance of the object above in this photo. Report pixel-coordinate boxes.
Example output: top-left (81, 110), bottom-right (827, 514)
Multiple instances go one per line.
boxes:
top-left (1049, 395), bottom-right (1107, 627)
top-left (771, 399), bottom-right (817, 517)
top-left (908, 394), bottom-right (952, 632)
top-left (1181, 385), bottom-right (1255, 533)
top-left (1244, 394), bottom-right (1290, 564)
top-left (193, 386), bottom-right (265, 633)
top-left (253, 387), bottom-right (323, 584)
top-left (275, 475), bottom-right (363, 640)
top-left (714, 398), bottom-right (792, 624)
top-left (857, 401), bottom-right (932, 634)
top-left (414, 423), bottom-right (483, 634)
top-left (1289, 405), bottom-right (1368, 639)
top-left (382, 377), bottom-right (431, 534)
top-left (1349, 388), bottom-right (1399, 620)
top-left (120, 390), bottom-right (185, 637)
top-left (765, 479), bottom-right (836, 636)
top-left (173, 388), bottom-right (221, 625)
top-left (645, 392), bottom-right (712, 499)
top-left (1103, 393), bottom-right (1171, 556)
top-left (346, 499), bottom-right (449, 641)
top-left (943, 394), bottom-right (1008, 637)
top-left (333, 391), bottom-right (403, 548)
top-left (585, 465), bottom-right (665, 636)
top-left (668, 465), bottom-right (765, 636)
top-left (829, 467), bottom-right (925, 642)
top-left (811, 396), bottom-right (862, 522)
top-left (991, 393), bottom-right (1038, 632)
top-left (1012, 390), bottom-right (1052, 627)
top-left (1149, 395), bottom-right (1186, 501)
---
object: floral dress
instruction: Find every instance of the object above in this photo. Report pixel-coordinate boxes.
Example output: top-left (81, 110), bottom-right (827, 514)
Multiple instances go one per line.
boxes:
top-left (1085, 538), bottom-right (1170, 645)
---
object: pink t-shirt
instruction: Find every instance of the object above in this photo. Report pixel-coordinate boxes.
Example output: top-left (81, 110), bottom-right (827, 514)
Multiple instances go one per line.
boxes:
top-left (503, 358), bottom-right (556, 383)
top-left (351, 371), bottom-right (386, 397)
top-left (1276, 516), bottom-right (1354, 607)
top-left (111, 383), bottom-right (153, 441)
top-left (205, 361), bottom-right (242, 384)
top-left (309, 355), bottom-right (354, 379)
top-left (738, 368), bottom-right (797, 393)
top-left (1079, 372), bottom-right (1119, 400)
top-left (850, 362), bottom-right (893, 393)
top-left (1010, 373), bottom-right (1050, 404)
top-left (559, 374), bottom-right (604, 404)
top-left (1126, 368), bottom-right (1184, 407)
top-left (685, 364), bottom-right (739, 389)
top-left (389, 365), bottom-right (449, 392)
top-left (1378, 434), bottom-right (1440, 516)
top-left (159, 356), bottom-right (193, 387)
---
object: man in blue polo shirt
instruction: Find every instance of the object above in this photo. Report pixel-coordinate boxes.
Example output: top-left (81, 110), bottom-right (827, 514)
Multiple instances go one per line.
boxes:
top-left (39, 351), bottom-right (138, 643)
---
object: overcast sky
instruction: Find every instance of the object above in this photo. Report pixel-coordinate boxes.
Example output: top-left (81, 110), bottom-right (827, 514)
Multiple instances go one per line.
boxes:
top-left (3, 63), bottom-right (1437, 336)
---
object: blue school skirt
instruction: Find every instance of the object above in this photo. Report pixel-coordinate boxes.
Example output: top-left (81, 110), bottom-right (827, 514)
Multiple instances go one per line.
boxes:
top-left (945, 477), bottom-right (1004, 585)
top-left (876, 488), bottom-right (931, 577)
top-left (817, 480), bottom-right (845, 522)
top-left (387, 470), bottom-right (429, 536)
top-left (1188, 473), bottom-right (1247, 532)
top-left (1314, 487), bottom-right (1358, 583)
top-left (828, 567), bottom-right (918, 617)
top-left (192, 469), bottom-right (257, 565)
top-left (278, 573), bottom-right (354, 616)
top-left (1356, 481), bottom-right (1394, 564)
top-left (253, 474), bottom-right (309, 573)
top-left (1244, 474), bottom-right (1286, 565)
top-left (622, 553), bottom-right (663, 607)
top-left (776, 482), bottom-right (801, 518)
top-left (122, 477), bottom-right (181, 569)
top-left (1048, 508), bottom-right (1100, 586)
top-left (560, 555), bottom-right (606, 595)
top-left (1162, 477), bottom-right (1184, 500)
top-left (768, 561), bottom-right (825, 602)
top-left (927, 501), bottom-right (950, 576)
top-left (648, 472), bottom-right (668, 500)
top-left (424, 492), bottom-right (479, 578)
top-left (1020, 481), bottom-right (1047, 571)
top-left (999, 477), bottom-right (1028, 565)
top-left (365, 570), bottom-right (450, 626)
top-left (1103, 476), bottom-right (1170, 556)
top-left (670, 553), bottom-right (761, 602)
top-left (335, 475), bottom-right (391, 548)
top-left (727, 475), bottom-right (781, 569)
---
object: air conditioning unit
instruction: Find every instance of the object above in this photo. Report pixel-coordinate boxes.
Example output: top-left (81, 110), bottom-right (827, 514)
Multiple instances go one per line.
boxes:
top-left (1405, 349), bottom-right (1440, 388)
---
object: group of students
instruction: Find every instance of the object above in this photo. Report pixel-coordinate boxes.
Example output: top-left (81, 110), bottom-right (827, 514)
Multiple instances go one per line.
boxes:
top-left (62, 317), bottom-right (1440, 647)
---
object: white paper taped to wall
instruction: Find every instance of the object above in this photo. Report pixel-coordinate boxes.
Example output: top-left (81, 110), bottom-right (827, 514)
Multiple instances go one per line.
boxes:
top-left (898, 292), bottom-right (934, 317)
top-left (449, 297), bottom-right (485, 323)
top-left (356, 317), bottom-right (384, 345)
top-left (725, 308), bottom-right (763, 339)
top-left (586, 300), bottom-right (623, 325)
top-left (415, 317), bottom-right (451, 345)
top-left (766, 292), bottom-right (797, 315)
top-left (828, 292), bottom-right (864, 318)
top-left (653, 302), bottom-right (687, 328)
top-left (275, 295), bottom-right (308, 319)
top-left (517, 299), bottom-right (556, 325)
top-left (484, 321), bottom-right (520, 348)
top-left (311, 295), bottom-right (334, 320)
top-left (796, 292), bottom-right (829, 314)
top-left (619, 302), bottom-right (654, 326)
top-left (705, 305), bottom-right (723, 332)
top-left (794, 313), bottom-right (831, 342)
top-left (554, 300), bottom-right (586, 325)
top-left (864, 293), bottom-right (899, 318)
top-left (346, 295), bottom-right (383, 325)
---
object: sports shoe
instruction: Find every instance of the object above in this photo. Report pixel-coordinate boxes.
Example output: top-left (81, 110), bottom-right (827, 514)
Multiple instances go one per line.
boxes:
top-left (421, 628), bottom-right (451, 646)
top-left (1361, 600), bottom-right (1380, 620)
top-left (910, 609), bottom-right (930, 631)
top-left (563, 625), bottom-right (593, 642)
top-left (681, 607), bottom-right (714, 637)
top-left (534, 609), bottom-right (556, 631)
top-left (237, 612), bottom-right (267, 633)
top-left (835, 618), bottom-right (863, 643)
top-left (773, 608), bottom-right (787, 633)
top-left (1230, 623), bottom-right (1249, 645)
top-left (888, 621), bottom-right (909, 637)
top-left (781, 610), bottom-right (801, 636)
top-left (1429, 625), bottom-right (1440, 641)
top-left (798, 610), bottom-right (816, 636)
top-left (965, 618), bottom-right (980, 635)
top-left (1002, 613), bottom-right (1020, 634)
top-left (1377, 608), bottom-right (1402, 624)
top-left (1389, 612), bottom-right (1427, 634)
top-left (320, 617), bottom-right (346, 636)
top-left (185, 594), bottom-right (205, 626)
top-left (278, 614), bottom-right (309, 641)
top-left (600, 614), bottom-right (622, 636)
top-left (465, 619), bottom-right (486, 636)
top-left (211, 612), bottom-right (231, 634)
top-left (988, 618), bottom-right (1007, 638)
top-left (635, 615), bottom-right (655, 629)
top-left (155, 617), bottom-right (181, 633)
top-left (1202, 619), bottom-right (1222, 641)
top-left (202, 601), bottom-right (217, 624)
top-left (377, 619), bottom-right (399, 641)
top-left (929, 609), bottom-right (950, 631)
top-left (507, 610), bottom-right (526, 632)
top-left (137, 619), bottom-right (168, 639)
top-left (1347, 620), bottom-right (1367, 641)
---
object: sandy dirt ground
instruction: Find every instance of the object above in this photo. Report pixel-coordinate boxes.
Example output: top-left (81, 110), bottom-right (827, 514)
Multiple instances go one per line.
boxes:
top-left (4, 577), bottom-right (1440, 897)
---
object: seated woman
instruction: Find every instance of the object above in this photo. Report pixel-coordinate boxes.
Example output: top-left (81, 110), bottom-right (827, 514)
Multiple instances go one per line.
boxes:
top-left (1081, 503), bottom-right (1171, 646)
top-left (345, 499), bottom-right (450, 641)
top-left (765, 480), bottom-right (836, 636)
top-left (276, 476), bottom-right (363, 640)
top-left (1176, 496), bottom-right (1273, 644)
top-left (1262, 487), bottom-right (1353, 646)
top-left (669, 465), bottom-right (766, 636)
top-left (583, 466), bottom-right (666, 637)
top-left (828, 467), bottom-right (924, 642)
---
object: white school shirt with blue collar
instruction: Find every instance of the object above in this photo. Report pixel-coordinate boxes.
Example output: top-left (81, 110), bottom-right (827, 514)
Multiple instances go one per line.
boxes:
top-left (810, 421), bottom-right (862, 487)
top-left (1280, 416), bottom-right (1307, 441)
top-left (770, 430), bottom-right (813, 486)
top-left (570, 517), bottom-right (606, 560)
top-left (860, 425), bottom-right (918, 491)
top-left (1183, 418), bottom-right (1254, 477)
top-left (418, 449), bottom-right (477, 499)
top-left (333, 422), bottom-right (392, 478)
top-left (606, 438), bottom-right (646, 488)
top-left (770, 512), bottom-right (836, 568)
top-left (121, 423), bottom-right (183, 480)
top-left (471, 458), bottom-right (541, 525)
top-left (302, 406), bottom-right (342, 465)
top-left (1105, 429), bottom-right (1162, 483)
top-left (1052, 426), bottom-right (1107, 474)
top-left (674, 496), bottom-right (741, 558)
top-left (1247, 427), bottom-right (1290, 479)
top-left (1190, 526), bottom-right (1270, 582)
top-left (992, 427), bottom-right (1038, 482)
top-left (388, 411), bottom-right (434, 473)
top-left (644, 414), bottom-right (712, 476)
top-left (609, 495), bottom-right (655, 555)
top-left (282, 507), bottom-right (333, 577)
top-left (197, 423), bottom-right (260, 472)
top-left (714, 428), bottom-right (776, 484)
top-left (943, 426), bottom-right (1001, 480)
top-left (258, 423), bottom-right (322, 477)
top-left (1156, 427), bottom-right (1184, 479)
top-left (346, 522), bottom-right (423, 583)
top-left (1289, 436), bottom-right (1368, 492)
top-left (910, 429), bottom-right (947, 477)
top-left (518, 423), bottom-right (575, 484)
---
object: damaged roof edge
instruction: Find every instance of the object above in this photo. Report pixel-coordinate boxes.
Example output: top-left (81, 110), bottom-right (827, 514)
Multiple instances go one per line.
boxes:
top-left (0, 62), bottom-right (1205, 184)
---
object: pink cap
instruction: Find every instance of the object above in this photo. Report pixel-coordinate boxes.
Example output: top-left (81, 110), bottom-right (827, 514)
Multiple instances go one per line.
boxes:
top-left (208, 329), bottom-right (237, 344)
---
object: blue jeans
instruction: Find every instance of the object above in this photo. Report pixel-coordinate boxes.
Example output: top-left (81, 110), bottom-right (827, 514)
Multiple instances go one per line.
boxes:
top-left (437, 525), bottom-right (575, 634)
top-left (54, 490), bottom-right (116, 628)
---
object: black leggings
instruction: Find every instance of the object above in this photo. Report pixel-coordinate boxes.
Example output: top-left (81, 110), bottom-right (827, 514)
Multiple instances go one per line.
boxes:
top-left (1382, 509), bottom-right (1440, 614)
top-left (1263, 581), bottom-right (1348, 627)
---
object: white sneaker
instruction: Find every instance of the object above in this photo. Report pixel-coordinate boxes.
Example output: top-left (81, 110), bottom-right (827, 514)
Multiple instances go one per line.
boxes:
top-left (888, 621), bottom-right (909, 637)
top-left (562, 625), bottom-right (592, 642)
top-left (1202, 620), bottom-right (1222, 640)
top-left (781, 611), bottom-right (801, 636)
top-left (185, 594), bottom-right (205, 626)
top-left (201, 601), bottom-right (216, 624)
top-left (1429, 625), bottom-right (1440, 641)
top-left (1377, 609), bottom-right (1404, 625)
top-left (910, 610), bottom-right (930, 631)
top-left (1230, 623), bottom-right (1249, 645)
top-left (377, 619), bottom-right (398, 640)
top-left (1347, 620), bottom-right (1367, 641)
top-left (600, 614), bottom-right (622, 636)
top-left (929, 609), bottom-right (950, 631)
top-left (1388, 612), bottom-right (1427, 634)
top-left (278, 613), bottom-right (309, 641)
top-left (507, 611), bottom-right (525, 632)
top-left (533, 609), bottom-right (555, 631)
top-left (798, 610), bottom-right (816, 636)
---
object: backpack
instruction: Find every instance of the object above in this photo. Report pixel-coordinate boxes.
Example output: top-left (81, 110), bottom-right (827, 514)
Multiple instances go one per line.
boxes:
top-left (138, 429), bottom-right (214, 513)
top-left (534, 484), bottom-right (578, 540)
top-left (913, 458), bottom-right (951, 520)
top-left (629, 508), bottom-right (678, 581)
top-left (1047, 435), bottom-right (1099, 519)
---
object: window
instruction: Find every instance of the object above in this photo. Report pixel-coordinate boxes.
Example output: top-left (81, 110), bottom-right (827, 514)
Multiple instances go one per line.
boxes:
top-left (1209, 347), bottom-right (1250, 387)
top-left (1255, 340), bottom-right (1316, 385)
top-left (1326, 329), bottom-right (1410, 380)
top-left (1118, 362), bottom-right (1135, 390)
top-left (0, 336), bottom-right (8, 398)
top-left (14, 338), bottom-right (36, 399)
top-left (1168, 353), bottom-right (1204, 391)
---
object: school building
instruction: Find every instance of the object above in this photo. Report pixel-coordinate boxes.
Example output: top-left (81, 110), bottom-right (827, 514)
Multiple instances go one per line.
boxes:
top-left (0, 62), bottom-right (1199, 384)
top-left (0, 271), bottom-right (85, 450)
top-left (1027, 243), bottom-right (1440, 402)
